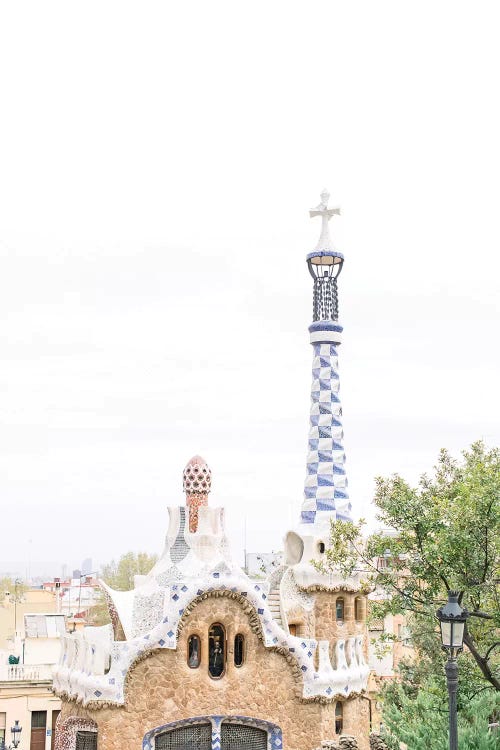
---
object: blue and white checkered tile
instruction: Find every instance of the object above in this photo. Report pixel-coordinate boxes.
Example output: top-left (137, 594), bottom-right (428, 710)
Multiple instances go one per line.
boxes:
top-left (301, 342), bottom-right (351, 524)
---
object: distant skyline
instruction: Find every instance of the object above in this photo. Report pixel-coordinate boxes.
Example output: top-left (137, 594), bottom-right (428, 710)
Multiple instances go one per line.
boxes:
top-left (1, 2), bottom-right (499, 572)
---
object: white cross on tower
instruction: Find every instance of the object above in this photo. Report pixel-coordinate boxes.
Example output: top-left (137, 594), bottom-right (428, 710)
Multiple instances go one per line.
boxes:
top-left (309, 189), bottom-right (341, 254)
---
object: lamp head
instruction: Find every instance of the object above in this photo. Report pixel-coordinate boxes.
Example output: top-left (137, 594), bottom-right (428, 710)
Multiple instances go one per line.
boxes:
top-left (436, 590), bottom-right (469, 658)
top-left (11, 721), bottom-right (22, 749)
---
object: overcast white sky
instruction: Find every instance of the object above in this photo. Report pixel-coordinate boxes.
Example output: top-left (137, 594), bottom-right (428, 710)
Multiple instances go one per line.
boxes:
top-left (1, 2), bottom-right (499, 577)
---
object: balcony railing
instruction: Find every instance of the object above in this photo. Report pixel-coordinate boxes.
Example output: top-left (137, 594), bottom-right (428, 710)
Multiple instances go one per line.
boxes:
top-left (0, 663), bottom-right (54, 681)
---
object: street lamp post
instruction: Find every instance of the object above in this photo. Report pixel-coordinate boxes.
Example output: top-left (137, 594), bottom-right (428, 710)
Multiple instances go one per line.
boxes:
top-left (13, 579), bottom-right (22, 638)
top-left (2, 720), bottom-right (23, 750)
top-left (436, 591), bottom-right (469, 750)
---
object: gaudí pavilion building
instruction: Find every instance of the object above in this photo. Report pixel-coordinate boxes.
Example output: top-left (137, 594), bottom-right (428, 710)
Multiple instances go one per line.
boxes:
top-left (52, 193), bottom-right (371, 750)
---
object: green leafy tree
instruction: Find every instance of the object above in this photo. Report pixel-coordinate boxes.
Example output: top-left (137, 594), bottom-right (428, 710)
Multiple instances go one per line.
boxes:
top-left (87, 590), bottom-right (111, 627)
top-left (88, 551), bottom-right (158, 626)
top-left (0, 577), bottom-right (28, 600)
top-left (316, 442), bottom-right (500, 696)
top-left (100, 551), bottom-right (158, 591)
top-left (380, 679), bottom-right (499, 749)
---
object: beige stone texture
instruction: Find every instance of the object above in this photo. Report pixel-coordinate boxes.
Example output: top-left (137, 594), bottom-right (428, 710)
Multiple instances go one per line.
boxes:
top-left (313, 593), bottom-right (367, 655)
top-left (57, 596), bottom-right (370, 750)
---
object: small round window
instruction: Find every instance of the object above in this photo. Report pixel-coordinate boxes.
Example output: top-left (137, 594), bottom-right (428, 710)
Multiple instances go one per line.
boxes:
top-left (234, 634), bottom-right (245, 667)
top-left (187, 634), bottom-right (201, 668)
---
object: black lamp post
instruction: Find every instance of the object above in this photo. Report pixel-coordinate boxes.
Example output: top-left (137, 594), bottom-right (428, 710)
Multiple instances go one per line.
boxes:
top-left (436, 591), bottom-right (469, 750)
top-left (3, 720), bottom-right (23, 750)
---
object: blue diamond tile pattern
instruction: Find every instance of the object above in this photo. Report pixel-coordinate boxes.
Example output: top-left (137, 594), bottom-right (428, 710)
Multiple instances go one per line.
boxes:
top-left (301, 342), bottom-right (352, 523)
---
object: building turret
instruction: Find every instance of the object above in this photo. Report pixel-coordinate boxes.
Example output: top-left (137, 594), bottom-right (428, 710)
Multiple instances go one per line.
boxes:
top-left (183, 455), bottom-right (211, 531)
top-left (302, 190), bottom-right (351, 525)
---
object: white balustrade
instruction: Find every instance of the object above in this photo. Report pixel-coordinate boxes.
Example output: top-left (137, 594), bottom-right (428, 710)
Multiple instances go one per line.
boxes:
top-left (0, 663), bottom-right (54, 681)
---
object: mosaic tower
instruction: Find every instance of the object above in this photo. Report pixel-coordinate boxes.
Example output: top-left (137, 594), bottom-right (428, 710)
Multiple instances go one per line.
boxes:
top-left (301, 190), bottom-right (352, 525)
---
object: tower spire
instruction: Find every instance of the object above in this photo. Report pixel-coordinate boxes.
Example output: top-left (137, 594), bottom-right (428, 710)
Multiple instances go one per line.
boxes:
top-left (301, 190), bottom-right (351, 525)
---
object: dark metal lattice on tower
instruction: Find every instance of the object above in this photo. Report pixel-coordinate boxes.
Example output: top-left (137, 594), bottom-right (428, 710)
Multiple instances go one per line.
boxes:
top-left (307, 189), bottom-right (344, 322)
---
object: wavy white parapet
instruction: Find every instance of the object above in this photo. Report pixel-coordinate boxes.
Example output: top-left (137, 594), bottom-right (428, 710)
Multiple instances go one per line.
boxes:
top-left (292, 564), bottom-right (363, 593)
top-left (303, 636), bottom-right (369, 700)
top-left (53, 572), bottom-right (368, 706)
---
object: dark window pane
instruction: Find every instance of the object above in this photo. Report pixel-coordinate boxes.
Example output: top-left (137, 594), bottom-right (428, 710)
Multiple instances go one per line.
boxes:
top-left (221, 725), bottom-right (267, 750)
top-left (31, 713), bottom-right (47, 729)
top-left (155, 724), bottom-right (211, 750)
top-left (208, 623), bottom-right (225, 678)
top-left (234, 634), bottom-right (244, 667)
top-left (75, 732), bottom-right (97, 750)
top-left (336, 598), bottom-right (344, 621)
top-left (187, 635), bottom-right (201, 668)
top-left (335, 702), bottom-right (343, 734)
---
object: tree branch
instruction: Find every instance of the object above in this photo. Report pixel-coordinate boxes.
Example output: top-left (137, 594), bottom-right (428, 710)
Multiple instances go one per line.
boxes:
top-left (469, 610), bottom-right (494, 620)
top-left (484, 642), bottom-right (500, 661)
top-left (463, 628), bottom-right (500, 691)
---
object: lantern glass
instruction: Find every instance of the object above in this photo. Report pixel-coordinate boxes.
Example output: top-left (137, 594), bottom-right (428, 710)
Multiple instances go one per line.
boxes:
top-left (451, 621), bottom-right (465, 648)
top-left (440, 621), bottom-right (452, 648)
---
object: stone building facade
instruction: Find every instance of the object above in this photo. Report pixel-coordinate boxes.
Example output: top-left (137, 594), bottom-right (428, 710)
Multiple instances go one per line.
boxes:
top-left (52, 193), bottom-right (371, 750)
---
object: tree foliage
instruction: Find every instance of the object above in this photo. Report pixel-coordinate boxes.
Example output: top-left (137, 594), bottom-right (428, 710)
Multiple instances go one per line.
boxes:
top-left (317, 442), bottom-right (500, 695)
top-left (0, 576), bottom-right (29, 601)
top-left (100, 551), bottom-right (158, 591)
top-left (380, 679), bottom-right (499, 749)
top-left (88, 551), bottom-right (159, 626)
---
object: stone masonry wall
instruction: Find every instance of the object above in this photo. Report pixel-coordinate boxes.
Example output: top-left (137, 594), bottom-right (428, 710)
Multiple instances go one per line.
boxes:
top-left (57, 597), bottom-right (369, 750)
top-left (313, 593), bottom-right (368, 658)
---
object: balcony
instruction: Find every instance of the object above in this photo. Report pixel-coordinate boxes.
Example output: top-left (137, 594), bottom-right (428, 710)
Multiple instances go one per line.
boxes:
top-left (0, 664), bottom-right (54, 682)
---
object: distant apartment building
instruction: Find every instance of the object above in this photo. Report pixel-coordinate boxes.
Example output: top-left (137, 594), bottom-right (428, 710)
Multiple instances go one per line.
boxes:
top-left (366, 548), bottom-right (415, 732)
top-left (41, 578), bottom-right (100, 628)
top-left (0, 606), bottom-right (63, 750)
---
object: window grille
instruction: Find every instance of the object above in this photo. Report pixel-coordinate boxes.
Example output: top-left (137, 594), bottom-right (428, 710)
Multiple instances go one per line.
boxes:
top-left (221, 724), bottom-right (267, 750)
top-left (75, 732), bottom-right (97, 750)
top-left (155, 724), bottom-right (211, 750)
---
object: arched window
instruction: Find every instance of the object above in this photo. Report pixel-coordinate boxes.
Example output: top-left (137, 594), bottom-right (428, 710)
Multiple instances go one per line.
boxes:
top-left (355, 597), bottom-right (363, 622)
top-left (187, 634), bottom-right (201, 668)
top-left (335, 702), bottom-right (343, 734)
top-left (234, 634), bottom-right (245, 667)
top-left (318, 541), bottom-right (325, 554)
top-left (221, 724), bottom-right (267, 750)
top-left (156, 724), bottom-right (211, 750)
top-left (208, 623), bottom-right (225, 678)
top-left (336, 597), bottom-right (344, 622)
